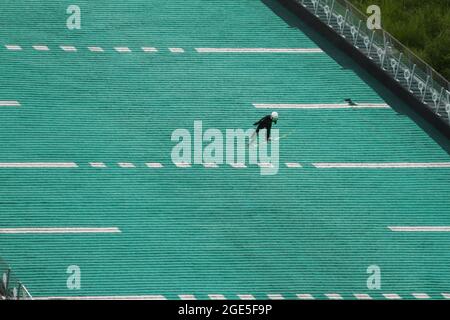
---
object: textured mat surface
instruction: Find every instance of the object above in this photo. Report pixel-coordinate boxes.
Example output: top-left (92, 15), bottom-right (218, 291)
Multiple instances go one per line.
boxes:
top-left (0, 0), bottom-right (449, 299)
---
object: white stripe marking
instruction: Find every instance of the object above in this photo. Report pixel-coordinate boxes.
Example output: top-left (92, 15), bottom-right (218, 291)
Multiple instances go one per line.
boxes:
top-left (325, 293), bottom-right (343, 300)
top-left (313, 162), bottom-right (450, 169)
top-left (0, 101), bottom-right (21, 107)
top-left (0, 227), bottom-right (121, 234)
top-left (203, 163), bottom-right (219, 168)
top-left (60, 46), bottom-right (77, 52)
top-left (115, 47), bottom-right (131, 53)
top-left (179, 294), bottom-right (196, 300)
top-left (175, 162), bottom-right (191, 168)
top-left (33, 45), bottom-right (50, 51)
top-left (89, 162), bottom-right (107, 168)
top-left (285, 162), bottom-right (302, 168)
top-left (237, 294), bottom-right (255, 300)
top-left (0, 162), bottom-right (77, 168)
top-left (33, 293), bottom-right (439, 301)
top-left (88, 46), bottom-right (104, 52)
top-left (383, 293), bottom-right (402, 300)
top-left (169, 47), bottom-right (185, 53)
top-left (196, 48), bottom-right (323, 53)
top-left (253, 103), bottom-right (390, 109)
top-left (5, 45), bottom-right (22, 51)
top-left (389, 226), bottom-right (450, 232)
top-left (267, 294), bottom-right (284, 300)
top-left (354, 294), bottom-right (372, 300)
top-left (442, 293), bottom-right (450, 299)
top-left (146, 162), bottom-right (163, 168)
top-left (118, 162), bottom-right (135, 168)
top-left (208, 294), bottom-right (226, 300)
top-left (258, 163), bottom-right (274, 168)
top-left (142, 47), bottom-right (158, 53)
top-left (35, 295), bottom-right (165, 300)
top-left (230, 163), bottom-right (247, 168)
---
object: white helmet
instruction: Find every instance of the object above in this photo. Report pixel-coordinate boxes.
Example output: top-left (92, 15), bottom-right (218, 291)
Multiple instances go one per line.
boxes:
top-left (271, 111), bottom-right (279, 121)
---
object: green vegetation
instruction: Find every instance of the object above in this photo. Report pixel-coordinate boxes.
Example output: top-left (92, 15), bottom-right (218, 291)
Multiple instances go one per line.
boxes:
top-left (348, 0), bottom-right (450, 81)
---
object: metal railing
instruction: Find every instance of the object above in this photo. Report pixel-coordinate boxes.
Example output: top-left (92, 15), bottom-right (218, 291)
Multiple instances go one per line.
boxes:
top-left (1, 259), bottom-right (32, 300)
top-left (295, 0), bottom-right (450, 125)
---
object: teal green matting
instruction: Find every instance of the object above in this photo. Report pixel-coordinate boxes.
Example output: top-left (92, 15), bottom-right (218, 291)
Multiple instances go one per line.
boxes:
top-left (0, 0), bottom-right (450, 299)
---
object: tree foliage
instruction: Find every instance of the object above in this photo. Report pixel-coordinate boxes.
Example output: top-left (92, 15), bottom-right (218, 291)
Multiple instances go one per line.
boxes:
top-left (348, 0), bottom-right (450, 81)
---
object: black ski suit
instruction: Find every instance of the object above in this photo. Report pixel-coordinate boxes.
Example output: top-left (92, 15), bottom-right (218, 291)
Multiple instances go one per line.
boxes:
top-left (253, 115), bottom-right (274, 140)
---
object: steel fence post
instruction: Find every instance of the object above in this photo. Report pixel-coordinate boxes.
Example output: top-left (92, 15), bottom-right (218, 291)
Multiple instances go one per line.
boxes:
top-left (394, 53), bottom-right (402, 80)
top-left (4, 268), bottom-right (10, 298)
top-left (381, 31), bottom-right (387, 68)
top-left (17, 283), bottom-right (22, 300)
top-left (314, 0), bottom-right (319, 15)
top-left (328, 0), bottom-right (335, 25)
top-left (342, 9), bottom-right (349, 34)
top-left (422, 76), bottom-right (430, 102)
top-left (368, 30), bottom-right (375, 56)
top-left (356, 20), bottom-right (361, 47)
top-left (409, 64), bottom-right (416, 91)
top-left (437, 87), bottom-right (444, 113)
